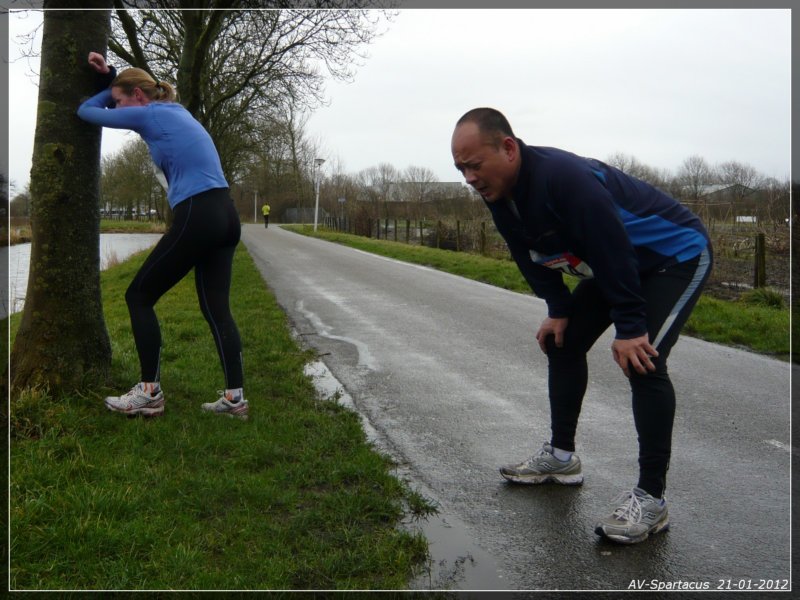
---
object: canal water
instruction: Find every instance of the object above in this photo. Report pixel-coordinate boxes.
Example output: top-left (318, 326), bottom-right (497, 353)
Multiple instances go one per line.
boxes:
top-left (3, 233), bottom-right (163, 317)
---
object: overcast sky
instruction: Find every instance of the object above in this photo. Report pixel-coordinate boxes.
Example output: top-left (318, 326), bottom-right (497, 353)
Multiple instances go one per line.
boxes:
top-left (8, 8), bottom-right (791, 194)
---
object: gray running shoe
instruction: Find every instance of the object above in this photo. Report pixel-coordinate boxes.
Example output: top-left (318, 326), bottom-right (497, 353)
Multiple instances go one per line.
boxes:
top-left (499, 442), bottom-right (583, 485)
top-left (201, 391), bottom-right (249, 420)
top-left (594, 487), bottom-right (670, 544)
top-left (104, 383), bottom-right (164, 417)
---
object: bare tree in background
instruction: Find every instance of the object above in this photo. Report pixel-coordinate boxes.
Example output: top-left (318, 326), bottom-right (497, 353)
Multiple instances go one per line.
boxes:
top-left (605, 152), bottom-right (671, 192)
top-left (759, 177), bottom-right (791, 229)
top-left (714, 160), bottom-right (761, 224)
top-left (238, 104), bottom-right (322, 221)
top-left (321, 157), bottom-right (358, 224)
top-left (101, 139), bottom-right (168, 220)
top-left (401, 165), bottom-right (438, 220)
top-left (677, 154), bottom-right (714, 200)
top-left (108, 2), bottom-right (392, 178)
top-left (717, 160), bottom-right (761, 189)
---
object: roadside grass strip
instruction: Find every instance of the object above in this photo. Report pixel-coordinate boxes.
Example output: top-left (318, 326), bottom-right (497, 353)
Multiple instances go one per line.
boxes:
top-left (10, 244), bottom-right (430, 590)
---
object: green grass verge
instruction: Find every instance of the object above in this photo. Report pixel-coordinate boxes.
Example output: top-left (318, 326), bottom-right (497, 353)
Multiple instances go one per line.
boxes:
top-left (284, 225), bottom-right (790, 360)
top-left (10, 244), bottom-right (431, 590)
top-left (100, 219), bottom-right (166, 234)
top-left (681, 294), bottom-right (789, 357)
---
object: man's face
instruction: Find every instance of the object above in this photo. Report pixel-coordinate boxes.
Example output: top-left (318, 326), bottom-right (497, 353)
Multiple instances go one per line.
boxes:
top-left (451, 122), bottom-right (519, 203)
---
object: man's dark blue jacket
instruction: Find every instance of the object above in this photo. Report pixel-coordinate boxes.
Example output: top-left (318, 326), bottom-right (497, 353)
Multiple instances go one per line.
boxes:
top-left (486, 140), bottom-right (710, 339)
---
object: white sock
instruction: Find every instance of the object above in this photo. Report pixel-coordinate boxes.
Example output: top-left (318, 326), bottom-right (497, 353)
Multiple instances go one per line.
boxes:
top-left (551, 446), bottom-right (573, 462)
top-left (141, 381), bottom-right (160, 395)
top-left (226, 388), bottom-right (244, 403)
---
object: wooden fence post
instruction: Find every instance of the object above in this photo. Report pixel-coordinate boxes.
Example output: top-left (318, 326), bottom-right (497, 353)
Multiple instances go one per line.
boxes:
top-left (754, 232), bottom-right (766, 288)
top-left (456, 220), bottom-right (461, 252)
top-left (394, 219), bottom-right (398, 242)
top-left (419, 220), bottom-right (424, 245)
top-left (480, 221), bottom-right (487, 256)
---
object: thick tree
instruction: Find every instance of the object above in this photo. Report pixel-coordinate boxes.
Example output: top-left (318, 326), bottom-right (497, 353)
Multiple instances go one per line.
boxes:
top-left (11, 3), bottom-right (113, 392)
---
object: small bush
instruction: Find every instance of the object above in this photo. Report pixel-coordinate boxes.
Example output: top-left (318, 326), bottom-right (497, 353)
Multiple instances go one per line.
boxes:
top-left (740, 286), bottom-right (785, 309)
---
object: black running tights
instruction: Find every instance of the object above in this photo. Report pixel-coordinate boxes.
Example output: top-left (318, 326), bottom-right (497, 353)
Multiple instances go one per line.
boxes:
top-left (124, 188), bottom-right (243, 389)
top-left (544, 248), bottom-right (712, 498)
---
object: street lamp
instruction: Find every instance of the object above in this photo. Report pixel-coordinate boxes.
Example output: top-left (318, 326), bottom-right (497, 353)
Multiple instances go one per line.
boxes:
top-left (313, 158), bottom-right (325, 231)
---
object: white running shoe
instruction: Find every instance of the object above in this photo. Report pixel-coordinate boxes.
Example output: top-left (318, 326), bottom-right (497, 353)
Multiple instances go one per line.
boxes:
top-left (104, 383), bottom-right (164, 417)
top-left (201, 391), bottom-right (249, 420)
top-left (594, 487), bottom-right (670, 544)
top-left (499, 442), bottom-right (584, 485)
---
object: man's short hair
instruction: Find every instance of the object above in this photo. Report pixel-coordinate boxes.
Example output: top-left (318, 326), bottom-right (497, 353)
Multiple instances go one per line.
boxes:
top-left (456, 108), bottom-right (515, 147)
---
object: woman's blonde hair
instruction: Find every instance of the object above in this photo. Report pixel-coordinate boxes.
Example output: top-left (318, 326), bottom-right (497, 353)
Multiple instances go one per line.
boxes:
top-left (112, 68), bottom-right (177, 103)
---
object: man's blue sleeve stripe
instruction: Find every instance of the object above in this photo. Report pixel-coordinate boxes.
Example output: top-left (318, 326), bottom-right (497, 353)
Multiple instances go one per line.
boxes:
top-left (617, 207), bottom-right (708, 262)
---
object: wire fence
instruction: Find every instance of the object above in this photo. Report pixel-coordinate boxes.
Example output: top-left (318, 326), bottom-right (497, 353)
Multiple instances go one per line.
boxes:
top-left (320, 215), bottom-right (790, 302)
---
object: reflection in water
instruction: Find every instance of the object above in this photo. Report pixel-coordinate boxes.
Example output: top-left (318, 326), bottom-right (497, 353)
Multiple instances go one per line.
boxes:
top-left (4, 233), bottom-right (162, 317)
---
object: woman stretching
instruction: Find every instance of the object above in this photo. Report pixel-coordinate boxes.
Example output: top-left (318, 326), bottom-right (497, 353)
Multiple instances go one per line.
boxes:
top-left (78, 52), bottom-right (247, 419)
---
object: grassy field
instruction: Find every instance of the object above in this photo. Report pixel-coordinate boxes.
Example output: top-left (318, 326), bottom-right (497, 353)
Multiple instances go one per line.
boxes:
top-left (9, 245), bottom-right (432, 590)
top-left (284, 225), bottom-right (790, 360)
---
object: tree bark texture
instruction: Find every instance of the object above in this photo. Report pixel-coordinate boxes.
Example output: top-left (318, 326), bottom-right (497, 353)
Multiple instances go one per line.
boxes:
top-left (11, 4), bottom-right (113, 392)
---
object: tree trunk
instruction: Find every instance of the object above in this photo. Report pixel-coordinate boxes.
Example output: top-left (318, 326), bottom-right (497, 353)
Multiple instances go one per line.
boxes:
top-left (11, 4), bottom-right (113, 392)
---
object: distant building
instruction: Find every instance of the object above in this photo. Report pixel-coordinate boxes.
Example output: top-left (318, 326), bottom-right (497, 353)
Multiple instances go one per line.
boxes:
top-left (696, 183), bottom-right (755, 200)
top-left (682, 183), bottom-right (788, 223)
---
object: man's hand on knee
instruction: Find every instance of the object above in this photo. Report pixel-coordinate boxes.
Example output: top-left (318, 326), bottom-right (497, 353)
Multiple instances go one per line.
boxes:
top-left (611, 335), bottom-right (658, 377)
top-left (536, 317), bottom-right (569, 354)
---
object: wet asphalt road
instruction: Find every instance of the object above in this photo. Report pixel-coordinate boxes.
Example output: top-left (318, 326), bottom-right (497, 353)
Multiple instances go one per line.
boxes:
top-left (242, 225), bottom-right (793, 593)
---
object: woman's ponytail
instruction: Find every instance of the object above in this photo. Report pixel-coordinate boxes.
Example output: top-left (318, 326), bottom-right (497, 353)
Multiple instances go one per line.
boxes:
top-left (154, 80), bottom-right (177, 102)
top-left (112, 68), bottom-right (177, 103)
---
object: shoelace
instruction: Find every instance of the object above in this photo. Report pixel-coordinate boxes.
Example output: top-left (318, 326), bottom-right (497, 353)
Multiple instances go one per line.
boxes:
top-left (122, 384), bottom-right (144, 398)
top-left (131, 383), bottom-right (160, 398)
top-left (525, 447), bottom-right (550, 465)
top-left (612, 491), bottom-right (643, 524)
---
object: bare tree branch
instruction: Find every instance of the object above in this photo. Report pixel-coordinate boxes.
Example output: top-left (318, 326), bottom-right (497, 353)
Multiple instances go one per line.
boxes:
top-left (106, 5), bottom-right (393, 176)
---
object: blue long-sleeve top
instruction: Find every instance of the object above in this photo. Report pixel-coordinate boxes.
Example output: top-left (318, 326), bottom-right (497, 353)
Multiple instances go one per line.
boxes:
top-left (77, 87), bottom-right (228, 209)
top-left (487, 140), bottom-right (710, 339)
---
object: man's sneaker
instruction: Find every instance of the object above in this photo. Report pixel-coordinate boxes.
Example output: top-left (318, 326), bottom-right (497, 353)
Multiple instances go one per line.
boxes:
top-left (499, 442), bottom-right (584, 485)
top-left (104, 383), bottom-right (164, 417)
top-left (201, 391), bottom-right (249, 420)
top-left (594, 487), bottom-right (670, 544)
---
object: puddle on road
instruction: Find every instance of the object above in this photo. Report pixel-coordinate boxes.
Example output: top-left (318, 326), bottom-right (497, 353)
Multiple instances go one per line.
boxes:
top-left (304, 360), bottom-right (506, 591)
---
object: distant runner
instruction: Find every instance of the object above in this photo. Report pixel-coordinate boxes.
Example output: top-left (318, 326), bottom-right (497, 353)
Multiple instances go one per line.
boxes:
top-left (262, 203), bottom-right (271, 228)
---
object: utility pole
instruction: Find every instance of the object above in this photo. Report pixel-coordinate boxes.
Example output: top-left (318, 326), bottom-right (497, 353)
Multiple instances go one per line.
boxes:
top-left (313, 158), bottom-right (326, 231)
